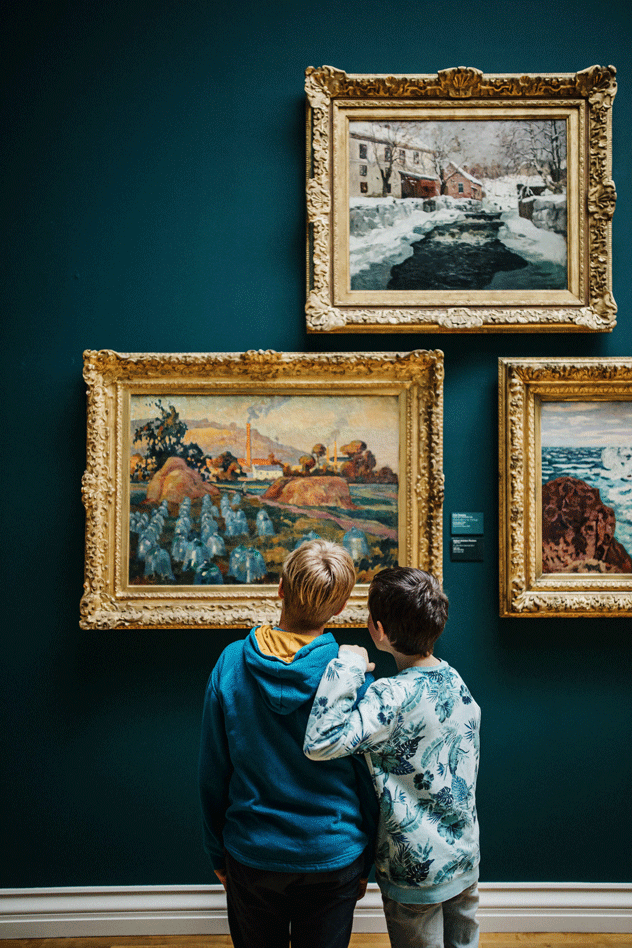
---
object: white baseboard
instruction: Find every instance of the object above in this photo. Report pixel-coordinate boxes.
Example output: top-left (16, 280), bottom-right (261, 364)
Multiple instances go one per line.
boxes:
top-left (1, 883), bottom-right (630, 939)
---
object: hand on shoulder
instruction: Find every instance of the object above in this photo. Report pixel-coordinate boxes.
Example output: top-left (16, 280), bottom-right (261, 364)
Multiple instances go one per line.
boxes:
top-left (339, 643), bottom-right (375, 672)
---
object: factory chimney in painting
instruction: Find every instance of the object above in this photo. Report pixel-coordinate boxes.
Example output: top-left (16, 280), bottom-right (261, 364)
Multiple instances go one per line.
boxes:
top-left (246, 422), bottom-right (252, 469)
top-left (326, 441), bottom-right (338, 470)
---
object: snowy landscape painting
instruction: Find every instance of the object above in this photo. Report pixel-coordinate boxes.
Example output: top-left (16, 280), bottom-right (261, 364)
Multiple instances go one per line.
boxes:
top-left (307, 65), bottom-right (616, 333)
top-left (348, 119), bottom-right (568, 292)
top-left (128, 392), bottom-right (401, 588)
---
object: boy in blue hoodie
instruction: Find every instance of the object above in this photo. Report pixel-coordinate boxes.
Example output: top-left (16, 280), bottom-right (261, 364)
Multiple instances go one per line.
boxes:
top-left (198, 539), bottom-right (378, 948)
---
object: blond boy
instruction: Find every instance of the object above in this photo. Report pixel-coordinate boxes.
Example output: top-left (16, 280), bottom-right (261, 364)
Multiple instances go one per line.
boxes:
top-left (199, 539), bottom-right (378, 948)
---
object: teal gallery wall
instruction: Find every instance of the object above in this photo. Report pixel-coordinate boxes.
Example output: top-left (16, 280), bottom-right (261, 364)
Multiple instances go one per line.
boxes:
top-left (2, 0), bottom-right (631, 889)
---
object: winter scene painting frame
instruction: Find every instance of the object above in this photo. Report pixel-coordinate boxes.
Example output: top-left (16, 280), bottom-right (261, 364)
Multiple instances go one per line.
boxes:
top-left (81, 349), bottom-right (444, 630)
top-left (306, 65), bottom-right (617, 334)
top-left (499, 358), bottom-right (632, 618)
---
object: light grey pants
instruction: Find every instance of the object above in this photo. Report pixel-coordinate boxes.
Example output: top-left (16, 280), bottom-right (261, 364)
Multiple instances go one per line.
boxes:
top-left (382, 882), bottom-right (479, 948)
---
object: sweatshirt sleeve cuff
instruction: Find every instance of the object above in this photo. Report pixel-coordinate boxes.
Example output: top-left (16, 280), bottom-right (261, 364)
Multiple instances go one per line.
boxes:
top-left (337, 649), bottom-right (369, 673)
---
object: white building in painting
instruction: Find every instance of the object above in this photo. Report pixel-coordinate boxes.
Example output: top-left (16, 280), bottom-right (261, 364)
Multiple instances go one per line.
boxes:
top-left (349, 129), bottom-right (440, 199)
top-left (248, 463), bottom-right (283, 481)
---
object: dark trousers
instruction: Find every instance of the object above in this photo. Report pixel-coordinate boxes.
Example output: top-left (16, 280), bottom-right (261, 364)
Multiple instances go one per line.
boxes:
top-left (224, 850), bottom-right (364, 948)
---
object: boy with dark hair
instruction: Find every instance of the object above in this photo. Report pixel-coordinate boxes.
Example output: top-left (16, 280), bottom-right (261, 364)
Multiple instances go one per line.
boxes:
top-left (305, 567), bottom-right (481, 948)
top-left (198, 539), bottom-right (378, 948)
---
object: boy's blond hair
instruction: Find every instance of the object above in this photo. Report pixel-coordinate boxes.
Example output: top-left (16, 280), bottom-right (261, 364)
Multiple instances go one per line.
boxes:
top-left (281, 539), bottom-right (356, 631)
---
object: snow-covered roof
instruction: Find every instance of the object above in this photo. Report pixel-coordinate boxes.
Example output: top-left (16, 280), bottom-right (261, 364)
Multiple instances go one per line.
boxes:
top-left (350, 129), bottom-right (434, 153)
top-left (399, 169), bottom-right (441, 182)
top-left (446, 162), bottom-right (482, 185)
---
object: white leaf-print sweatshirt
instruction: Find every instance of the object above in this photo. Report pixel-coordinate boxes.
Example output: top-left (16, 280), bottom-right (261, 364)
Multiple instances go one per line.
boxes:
top-left (304, 652), bottom-right (480, 904)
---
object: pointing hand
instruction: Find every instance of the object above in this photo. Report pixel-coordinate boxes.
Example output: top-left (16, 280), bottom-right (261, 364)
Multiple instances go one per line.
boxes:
top-left (339, 644), bottom-right (375, 672)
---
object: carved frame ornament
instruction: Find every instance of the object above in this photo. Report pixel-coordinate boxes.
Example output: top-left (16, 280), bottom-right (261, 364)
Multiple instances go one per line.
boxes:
top-left (499, 358), bottom-right (632, 617)
top-left (306, 65), bottom-right (617, 334)
top-left (81, 349), bottom-right (444, 630)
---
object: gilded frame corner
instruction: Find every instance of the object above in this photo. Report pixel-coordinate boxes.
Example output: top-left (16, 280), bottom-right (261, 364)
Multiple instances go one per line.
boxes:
top-left (499, 357), bottom-right (632, 617)
top-left (81, 348), bottom-right (444, 630)
top-left (306, 65), bottom-right (617, 334)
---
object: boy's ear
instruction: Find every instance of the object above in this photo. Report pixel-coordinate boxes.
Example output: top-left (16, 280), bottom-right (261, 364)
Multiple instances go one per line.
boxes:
top-left (375, 620), bottom-right (387, 643)
top-left (278, 579), bottom-right (284, 599)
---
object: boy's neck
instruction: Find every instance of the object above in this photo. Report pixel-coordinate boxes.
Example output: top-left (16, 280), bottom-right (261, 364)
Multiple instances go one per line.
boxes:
top-left (394, 651), bottom-right (441, 672)
top-left (276, 606), bottom-right (325, 638)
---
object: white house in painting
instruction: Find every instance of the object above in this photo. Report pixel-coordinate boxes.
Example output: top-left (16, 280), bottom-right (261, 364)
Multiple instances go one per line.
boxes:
top-left (349, 129), bottom-right (440, 199)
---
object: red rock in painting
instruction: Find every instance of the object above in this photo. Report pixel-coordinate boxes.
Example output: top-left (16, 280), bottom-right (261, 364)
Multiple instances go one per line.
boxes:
top-left (146, 457), bottom-right (220, 506)
top-left (262, 475), bottom-right (357, 510)
top-left (542, 476), bottom-right (632, 573)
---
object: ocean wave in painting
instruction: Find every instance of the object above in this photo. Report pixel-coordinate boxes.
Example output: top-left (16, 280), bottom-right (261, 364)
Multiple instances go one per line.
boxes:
top-left (542, 446), bottom-right (632, 553)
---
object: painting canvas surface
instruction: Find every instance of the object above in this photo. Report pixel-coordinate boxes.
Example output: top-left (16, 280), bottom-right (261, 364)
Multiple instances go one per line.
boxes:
top-left (348, 119), bottom-right (567, 292)
top-left (541, 402), bottom-right (632, 574)
top-left (128, 393), bottom-right (400, 587)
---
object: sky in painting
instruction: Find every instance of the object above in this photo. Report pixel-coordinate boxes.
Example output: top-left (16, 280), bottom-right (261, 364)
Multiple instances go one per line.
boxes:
top-left (540, 401), bottom-right (632, 447)
top-left (131, 393), bottom-right (400, 472)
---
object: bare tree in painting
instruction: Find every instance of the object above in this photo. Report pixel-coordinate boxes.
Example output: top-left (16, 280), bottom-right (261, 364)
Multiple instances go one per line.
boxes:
top-left (545, 120), bottom-right (566, 188)
top-left (364, 122), bottom-right (435, 196)
top-left (363, 123), bottom-right (401, 196)
top-left (500, 120), bottom-right (567, 192)
top-left (425, 123), bottom-right (466, 194)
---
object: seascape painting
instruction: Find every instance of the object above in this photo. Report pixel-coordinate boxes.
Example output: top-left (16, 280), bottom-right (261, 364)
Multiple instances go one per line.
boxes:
top-left (541, 402), bottom-right (632, 574)
top-left (348, 119), bottom-right (568, 292)
top-left (128, 393), bottom-right (400, 587)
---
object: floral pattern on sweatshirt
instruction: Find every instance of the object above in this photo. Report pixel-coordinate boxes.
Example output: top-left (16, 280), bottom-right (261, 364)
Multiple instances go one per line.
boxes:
top-left (305, 656), bottom-right (480, 894)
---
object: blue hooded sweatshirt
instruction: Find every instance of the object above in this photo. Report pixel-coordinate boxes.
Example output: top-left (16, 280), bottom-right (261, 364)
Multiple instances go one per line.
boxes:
top-left (199, 625), bottom-right (378, 875)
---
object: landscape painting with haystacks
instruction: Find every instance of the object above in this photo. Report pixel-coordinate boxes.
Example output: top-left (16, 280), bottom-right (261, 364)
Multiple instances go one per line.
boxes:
top-left (128, 393), bottom-right (401, 587)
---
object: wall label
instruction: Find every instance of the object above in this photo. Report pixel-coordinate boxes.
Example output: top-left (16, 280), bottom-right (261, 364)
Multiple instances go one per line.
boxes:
top-left (451, 512), bottom-right (484, 536)
top-left (450, 537), bottom-right (484, 562)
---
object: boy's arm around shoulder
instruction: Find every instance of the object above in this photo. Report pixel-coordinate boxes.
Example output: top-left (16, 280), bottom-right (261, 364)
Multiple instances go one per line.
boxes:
top-left (198, 663), bottom-right (232, 873)
top-left (304, 645), bottom-right (393, 761)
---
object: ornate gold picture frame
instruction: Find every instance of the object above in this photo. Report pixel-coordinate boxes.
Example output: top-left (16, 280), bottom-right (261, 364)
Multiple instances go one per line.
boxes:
top-left (306, 65), bottom-right (617, 334)
top-left (499, 358), bottom-right (632, 617)
top-left (81, 349), bottom-right (444, 630)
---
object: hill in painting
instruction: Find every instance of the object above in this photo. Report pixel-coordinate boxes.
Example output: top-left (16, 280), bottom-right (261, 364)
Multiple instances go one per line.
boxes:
top-left (131, 418), bottom-right (302, 464)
